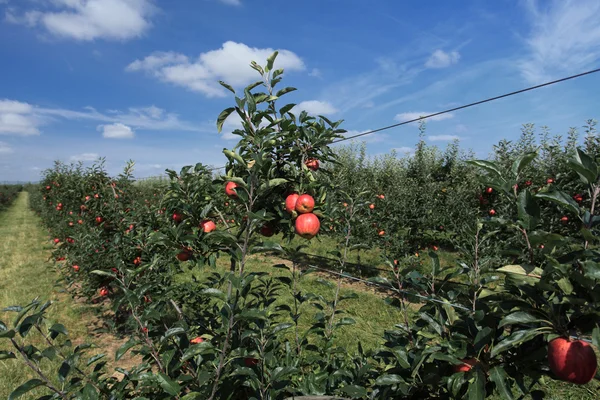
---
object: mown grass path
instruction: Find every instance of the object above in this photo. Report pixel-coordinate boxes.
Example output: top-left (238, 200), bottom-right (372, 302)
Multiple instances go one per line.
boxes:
top-left (0, 192), bottom-right (107, 398)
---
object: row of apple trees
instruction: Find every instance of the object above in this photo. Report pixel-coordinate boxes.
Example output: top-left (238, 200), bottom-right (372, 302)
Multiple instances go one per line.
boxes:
top-left (0, 184), bottom-right (22, 211)
top-left (1, 53), bottom-right (599, 399)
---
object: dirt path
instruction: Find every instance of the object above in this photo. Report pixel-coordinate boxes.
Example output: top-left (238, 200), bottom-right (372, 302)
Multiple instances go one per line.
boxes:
top-left (0, 192), bottom-right (134, 398)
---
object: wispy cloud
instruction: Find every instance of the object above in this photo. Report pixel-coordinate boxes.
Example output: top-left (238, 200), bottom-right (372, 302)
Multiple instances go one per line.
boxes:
top-left (0, 141), bottom-right (13, 154)
top-left (5, 0), bottom-right (157, 41)
top-left (0, 99), bottom-right (203, 136)
top-left (218, 0), bottom-right (241, 5)
top-left (292, 100), bottom-right (338, 115)
top-left (428, 134), bottom-right (461, 141)
top-left (126, 42), bottom-right (305, 97)
top-left (425, 50), bottom-right (460, 69)
top-left (70, 152), bottom-right (99, 162)
top-left (519, 0), bottom-right (600, 84)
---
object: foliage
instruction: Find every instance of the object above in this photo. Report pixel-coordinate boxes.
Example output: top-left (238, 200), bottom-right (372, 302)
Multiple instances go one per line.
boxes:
top-left (2, 54), bottom-right (600, 400)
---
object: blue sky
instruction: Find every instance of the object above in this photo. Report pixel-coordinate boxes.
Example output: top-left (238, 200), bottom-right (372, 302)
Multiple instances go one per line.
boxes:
top-left (1, 0), bottom-right (600, 181)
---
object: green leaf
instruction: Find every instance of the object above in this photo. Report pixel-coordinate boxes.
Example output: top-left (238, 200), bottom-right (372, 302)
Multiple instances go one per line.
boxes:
top-left (0, 328), bottom-right (15, 339)
top-left (237, 309), bottom-right (267, 321)
top-left (557, 277), bottom-right (573, 295)
top-left (201, 288), bottom-right (227, 301)
top-left (181, 342), bottom-right (215, 362)
top-left (517, 190), bottom-right (540, 230)
top-left (218, 81), bottom-right (235, 94)
top-left (157, 372), bottom-right (181, 397)
top-left (0, 350), bottom-right (16, 360)
top-left (339, 384), bottom-right (367, 398)
top-left (498, 312), bottom-right (545, 328)
top-left (275, 87), bottom-right (297, 97)
top-left (375, 374), bottom-right (405, 385)
top-left (468, 369), bottom-right (486, 400)
top-left (511, 151), bottom-right (537, 177)
top-left (115, 338), bottom-right (137, 361)
top-left (491, 329), bottom-right (542, 357)
top-left (272, 323), bottom-right (293, 334)
top-left (535, 191), bottom-right (580, 215)
top-left (489, 366), bottom-right (514, 400)
top-left (592, 326), bottom-right (600, 349)
top-left (466, 160), bottom-right (503, 178)
top-left (266, 51), bottom-right (278, 72)
top-left (49, 323), bottom-right (68, 339)
top-left (568, 148), bottom-right (598, 184)
top-left (8, 379), bottom-right (44, 400)
top-left (474, 327), bottom-right (493, 354)
top-left (87, 353), bottom-right (105, 366)
top-left (90, 270), bottom-right (116, 278)
top-left (216, 107), bottom-right (235, 133)
top-left (181, 393), bottom-right (204, 400)
top-left (244, 87), bottom-right (256, 114)
top-left (258, 178), bottom-right (288, 192)
top-left (163, 327), bottom-right (186, 339)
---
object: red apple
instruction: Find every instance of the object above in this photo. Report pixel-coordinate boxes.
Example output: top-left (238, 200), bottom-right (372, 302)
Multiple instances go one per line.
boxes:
top-left (305, 158), bottom-right (319, 171)
top-left (225, 181), bottom-right (238, 198)
top-left (369, 203), bottom-right (375, 210)
top-left (489, 209), bottom-right (496, 216)
top-left (244, 357), bottom-right (259, 367)
top-left (133, 257), bottom-right (142, 266)
top-left (190, 337), bottom-right (204, 344)
top-left (453, 358), bottom-right (478, 373)
top-left (525, 180), bottom-right (532, 186)
top-left (285, 193), bottom-right (299, 214)
top-left (260, 224), bottom-right (274, 237)
top-left (72, 265), bottom-right (80, 272)
top-left (485, 187), bottom-right (493, 194)
top-left (295, 213), bottom-right (320, 239)
top-left (548, 338), bottom-right (597, 384)
top-left (53, 238), bottom-right (60, 244)
top-left (99, 287), bottom-right (109, 297)
top-left (378, 230), bottom-right (385, 236)
top-left (200, 219), bottom-right (216, 233)
top-left (177, 250), bottom-right (191, 262)
top-left (95, 216), bottom-right (103, 224)
top-left (295, 194), bottom-right (315, 214)
top-left (547, 178), bottom-right (554, 184)
top-left (172, 212), bottom-right (183, 223)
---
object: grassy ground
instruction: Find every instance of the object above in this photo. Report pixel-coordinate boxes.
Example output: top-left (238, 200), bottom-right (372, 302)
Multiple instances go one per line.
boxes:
top-left (0, 193), bottom-right (120, 399)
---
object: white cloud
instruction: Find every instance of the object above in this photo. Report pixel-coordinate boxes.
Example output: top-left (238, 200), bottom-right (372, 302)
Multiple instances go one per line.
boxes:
top-left (0, 100), bottom-right (40, 135)
top-left (0, 141), bottom-right (14, 154)
top-left (292, 100), bottom-right (338, 115)
top-left (70, 152), bottom-right (99, 162)
top-left (126, 41), bottom-right (305, 97)
top-left (99, 122), bottom-right (135, 139)
top-left (5, 0), bottom-right (156, 41)
top-left (218, 0), bottom-right (241, 5)
top-left (428, 135), bottom-right (461, 141)
top-left (519, 0), bottom-right (600, 84)
top-left (425, 50), bottom-right (460, 69)
top-left (394, 112), bottom-right (454, 123)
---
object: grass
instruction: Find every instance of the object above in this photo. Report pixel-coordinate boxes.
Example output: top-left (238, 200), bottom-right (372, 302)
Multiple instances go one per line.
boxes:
top-left (0, 193), bottom-right (109, 399)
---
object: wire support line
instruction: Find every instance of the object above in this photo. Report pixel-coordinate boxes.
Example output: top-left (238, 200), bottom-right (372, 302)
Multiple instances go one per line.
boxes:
top-left (305, 263), bottom-right (474, 312)
top-left (332, 66), bottom-right (600, 143)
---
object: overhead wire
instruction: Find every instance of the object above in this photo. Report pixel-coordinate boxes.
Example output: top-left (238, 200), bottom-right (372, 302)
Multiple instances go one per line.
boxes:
top-left (207, 66), bottom-right (600, 172)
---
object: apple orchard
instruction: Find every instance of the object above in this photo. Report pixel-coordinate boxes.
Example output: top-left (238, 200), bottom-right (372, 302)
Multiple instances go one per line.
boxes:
top-left (1, 53), bottom-right (600, 399)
